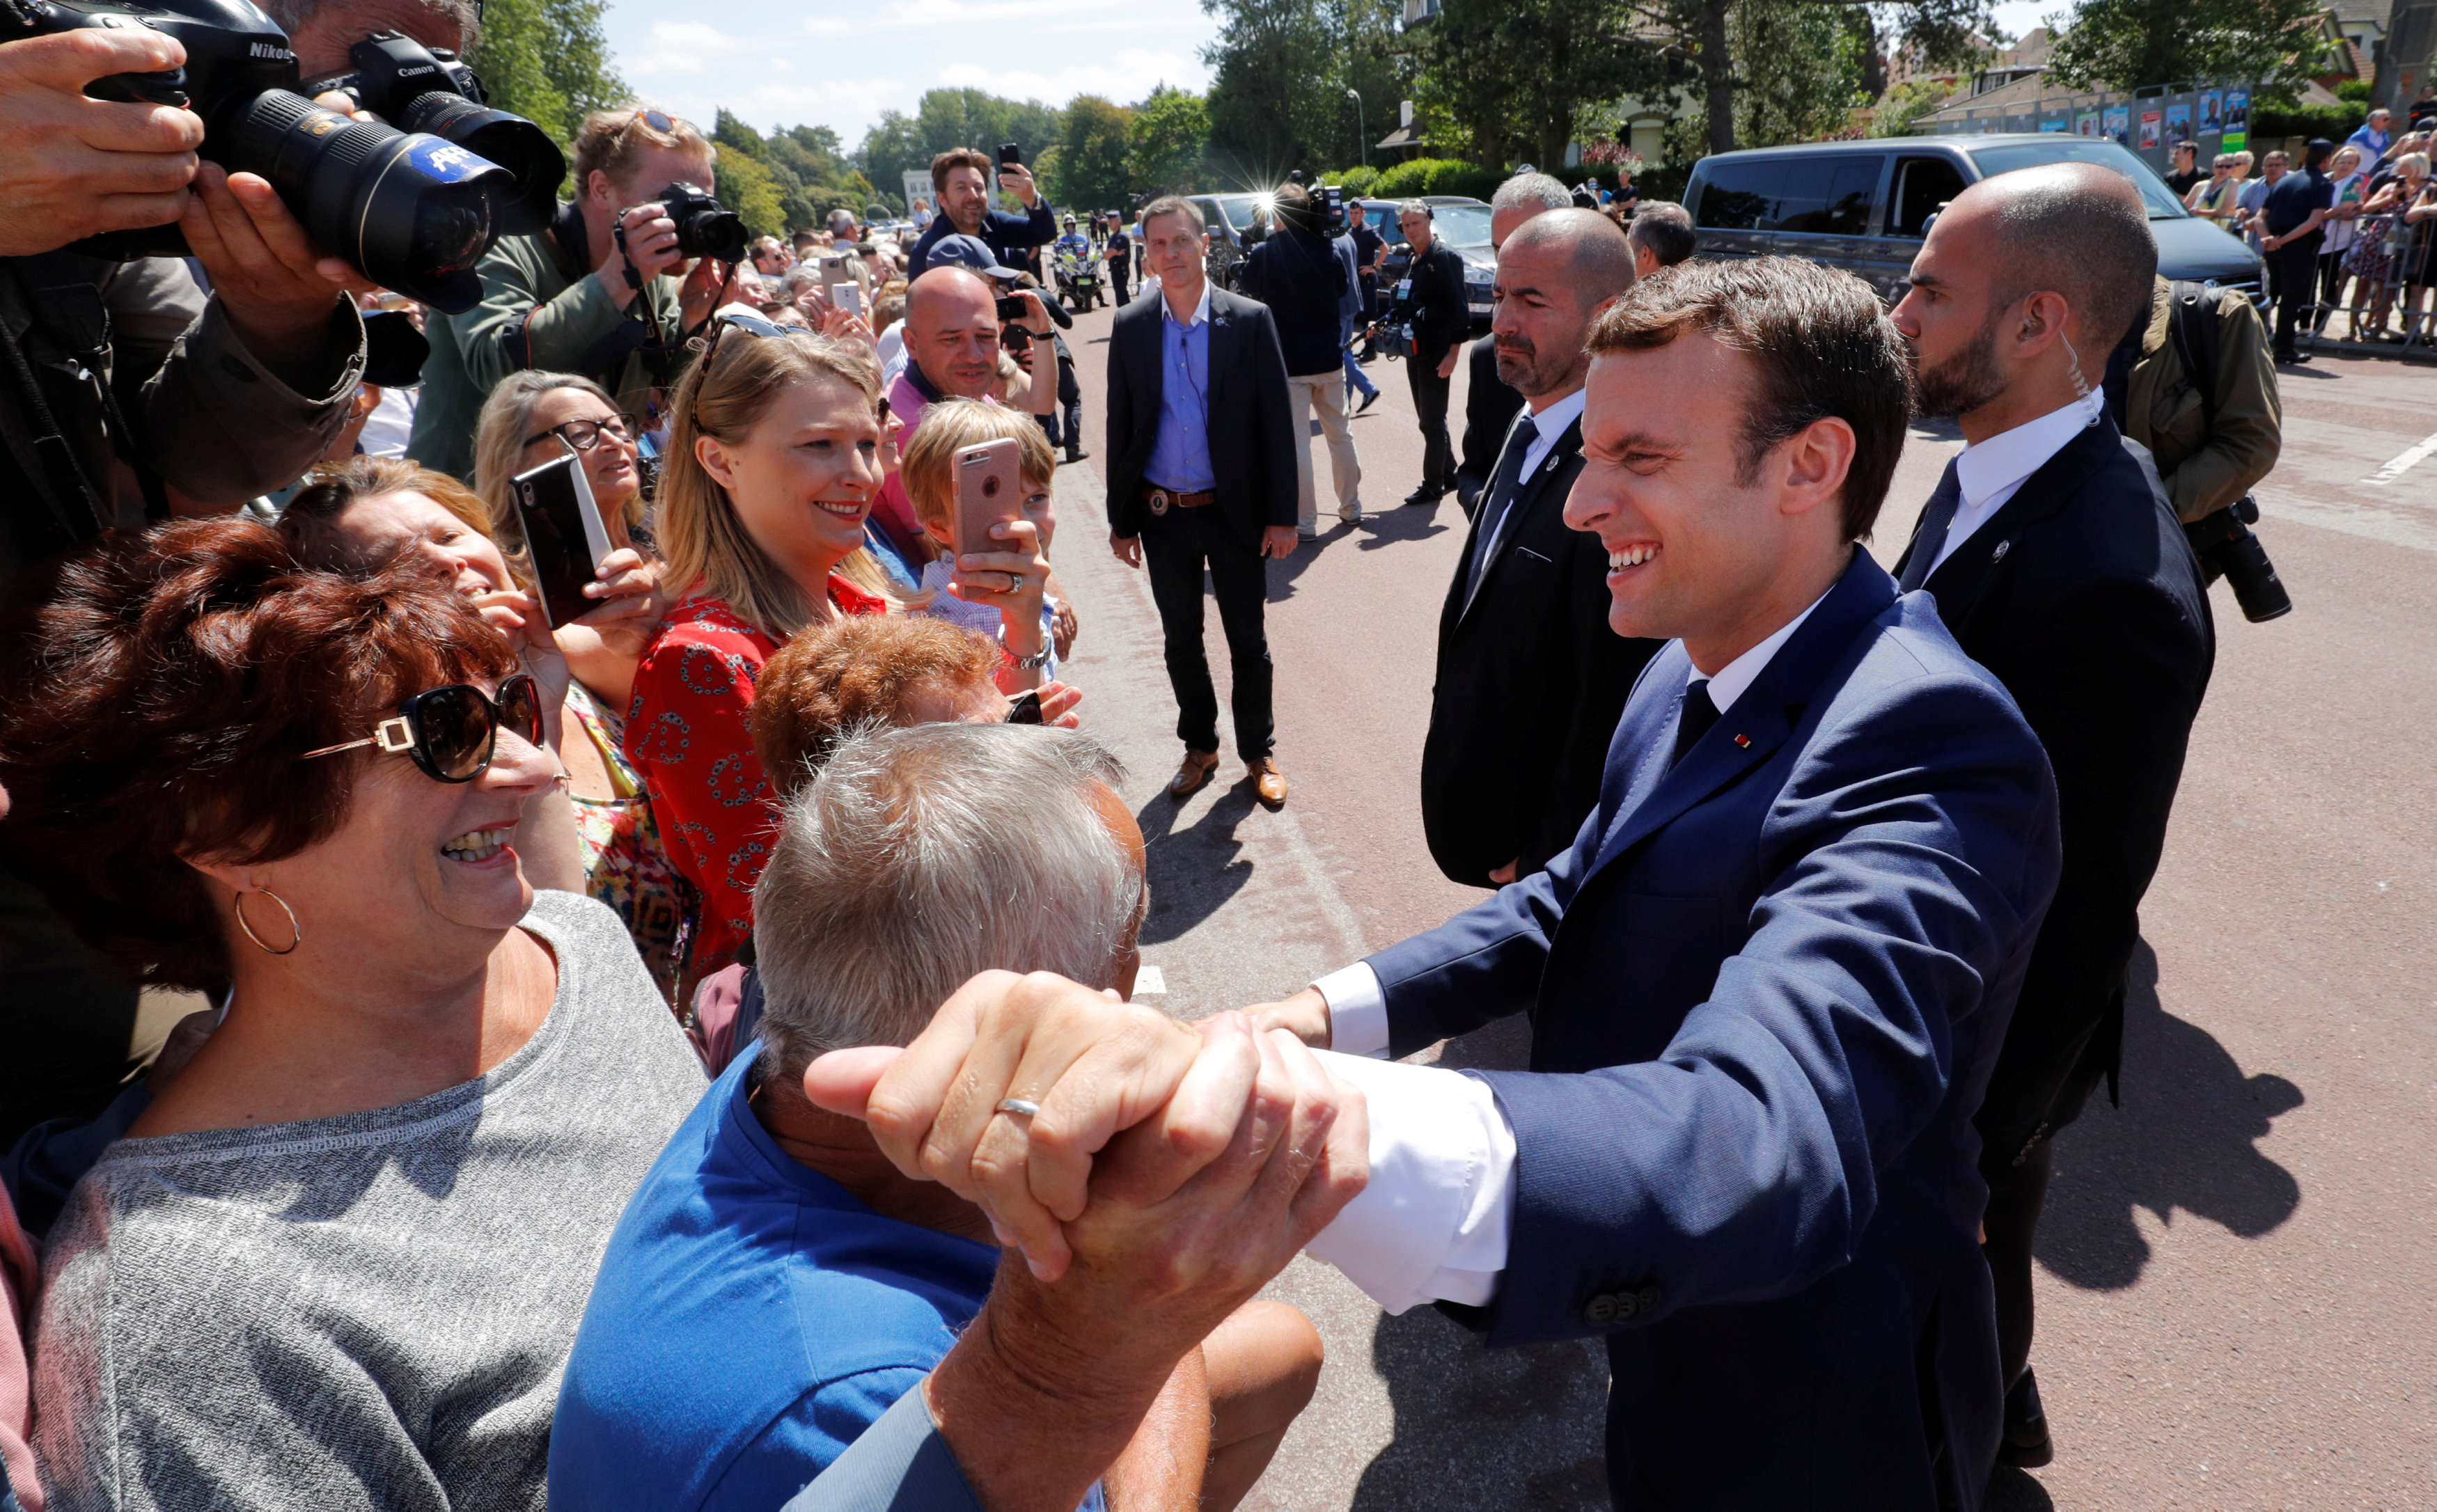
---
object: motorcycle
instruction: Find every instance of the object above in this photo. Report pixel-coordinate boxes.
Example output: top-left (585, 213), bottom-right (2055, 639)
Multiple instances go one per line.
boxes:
top-left (1054, 244), bottom-right (1105, 312)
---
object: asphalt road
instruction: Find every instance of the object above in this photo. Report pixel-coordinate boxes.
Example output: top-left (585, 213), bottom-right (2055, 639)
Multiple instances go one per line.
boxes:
top-left (1037, 288), bottom-right (2436, 1511)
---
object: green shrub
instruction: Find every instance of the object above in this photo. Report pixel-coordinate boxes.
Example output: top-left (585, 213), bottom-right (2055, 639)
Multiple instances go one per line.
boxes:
top-left (1331, 165), bottom-right (1381, 198)
top-left (2252, 102), bottom-right (2364, 141)
top-left (1368, 157), bottom-right (1449, 198)
top-left (1423, 160), bottom-right (1505, 199)
top-left (2335, 79), bottom-right (2372, 103)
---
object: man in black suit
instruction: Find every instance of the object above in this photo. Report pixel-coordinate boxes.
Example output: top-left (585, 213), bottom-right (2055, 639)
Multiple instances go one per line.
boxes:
top-left (1891, 162), bottom-right (2215, 1472)
top-left (1454, 173), bottom-right (1571, 513)
top-left (1394, 200), bottom-right (1473, 507)
top-left (1423, 208), bottom-right (1662, 888)
top-left (1105, 195), bottom-right (1301, 808)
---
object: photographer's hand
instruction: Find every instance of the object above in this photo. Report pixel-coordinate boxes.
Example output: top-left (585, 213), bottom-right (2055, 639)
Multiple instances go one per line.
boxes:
top-left (1018, 288), bottom-right (1054, 336)
top-left (182, 162), bottom-right (372, 380)
top-left (592, 201), bottom-right (684, 306)
top-left (0, 29), bottom-right (204, 255)
top-left (677, 253), bottom-right (724, 333)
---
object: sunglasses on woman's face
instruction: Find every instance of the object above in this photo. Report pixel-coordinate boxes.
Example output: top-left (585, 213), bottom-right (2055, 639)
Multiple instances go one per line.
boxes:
top-left (301, 675), bottom-right (545, 784)
top-left (523, 414), bottom-right (637, 452)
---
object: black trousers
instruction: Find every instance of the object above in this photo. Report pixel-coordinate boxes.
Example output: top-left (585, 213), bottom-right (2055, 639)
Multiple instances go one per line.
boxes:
top-left (2266, 242), bottom-right (2319, 356)
top-left (1111, 257), bottom-right (1130, 306)
top-left (2314, 246), bottom-right (2349, 333)
top-left (1040, 353), bottom-right (1082, 449)
top-left (1406, 357), bottom-right (1454, 493)
top-left (1141, 503), bottom-right (1274, 759)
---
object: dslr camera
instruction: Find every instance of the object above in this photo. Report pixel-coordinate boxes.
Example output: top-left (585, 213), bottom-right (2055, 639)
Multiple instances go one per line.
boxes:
top-left (304, 31), bottom-right (563, 235)
top-left (2183, 496), bottom-right (2292, 623)
top-left (1, 0), bottom-right (562, 312)
top-left (654, 182), bottom-right (748, 265)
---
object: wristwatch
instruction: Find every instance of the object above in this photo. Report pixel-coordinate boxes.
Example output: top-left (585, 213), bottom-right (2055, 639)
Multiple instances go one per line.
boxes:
top-left (1009, 649), bottom-right (1052, 670)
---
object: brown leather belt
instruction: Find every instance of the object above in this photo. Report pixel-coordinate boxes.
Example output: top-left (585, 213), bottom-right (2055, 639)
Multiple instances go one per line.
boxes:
top-left (1141, 485), bottom-right (1216, 515)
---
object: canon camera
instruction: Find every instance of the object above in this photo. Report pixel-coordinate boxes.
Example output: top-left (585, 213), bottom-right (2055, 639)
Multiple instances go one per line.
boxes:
top-left (1, 0), bottom-right (561, 313)
top-left (304, 31), bottom-right (565, 235)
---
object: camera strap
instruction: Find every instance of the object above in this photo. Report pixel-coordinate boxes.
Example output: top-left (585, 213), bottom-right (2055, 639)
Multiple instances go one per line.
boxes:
top-left (0, 254), bottom-right (169, 544)
top-left (0, 306), bottom-right (110, 549)
top-left (2163, 280), bottom-right (2225, 431)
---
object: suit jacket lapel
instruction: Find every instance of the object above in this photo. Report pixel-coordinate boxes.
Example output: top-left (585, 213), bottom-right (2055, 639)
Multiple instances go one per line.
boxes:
top-left (1588, 553), bottom-right (1899, 875)
top-left (1460, 416), bottom-right (1583, 625)
top-left (1204, 291), bottom-right (1238, 407)
top-left (1922, 416), bottom-right (2119, 621)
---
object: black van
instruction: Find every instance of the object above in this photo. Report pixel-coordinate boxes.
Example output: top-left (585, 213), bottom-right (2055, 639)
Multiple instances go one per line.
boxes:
top-left (1683, 134), bottom-right (2263, 302)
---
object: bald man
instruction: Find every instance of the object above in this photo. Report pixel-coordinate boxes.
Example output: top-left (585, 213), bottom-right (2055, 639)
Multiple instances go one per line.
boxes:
top-left (1420, 209), bottom-right (1661, 889)
top-left (1890, 163), bottom-right (2214, 1474)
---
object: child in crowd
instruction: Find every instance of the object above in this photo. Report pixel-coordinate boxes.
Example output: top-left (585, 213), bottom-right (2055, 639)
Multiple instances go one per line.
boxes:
top-left (897, 398), bottom-right (1066, 682)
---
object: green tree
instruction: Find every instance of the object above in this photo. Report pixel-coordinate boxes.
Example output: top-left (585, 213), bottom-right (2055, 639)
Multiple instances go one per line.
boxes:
top-left (2044, 0), bottom-right (2327, 95)
top-left (854, 89), bottom-right (1065, 208)
top-left (1411, 0), bottom-right (1691, 166)
top-left (1201, 0), bottom-right (1406, 178)
top-left (1046, 95), bottom-right (1136, 209)
top-left (1130, 84), bottom-right (1212, 193)
top-left (464, 0), bottom-right (626, 162)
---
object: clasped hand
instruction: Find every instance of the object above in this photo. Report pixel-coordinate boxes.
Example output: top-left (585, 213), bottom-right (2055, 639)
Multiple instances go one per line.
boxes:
top-left (804, 971), bottom-right (1368, 1296)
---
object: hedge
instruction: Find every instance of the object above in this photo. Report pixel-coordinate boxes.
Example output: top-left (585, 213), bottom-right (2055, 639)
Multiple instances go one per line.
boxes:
top-left (2252, 102), bottom-right (2367, 142)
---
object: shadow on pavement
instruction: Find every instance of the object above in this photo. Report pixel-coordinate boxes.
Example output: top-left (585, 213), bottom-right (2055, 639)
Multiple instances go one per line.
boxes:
top-left (1984, 1465), bottom-right (2058, 1511)
top-left (1354, 502), bottom-right (1457, 553)
top-left (2035, 940), bottom-right (2305, 1291)
top-left (1350, 1013), bottom-right (1613, 1512)
top-left (1134, 782), bottom-right (1260, 946)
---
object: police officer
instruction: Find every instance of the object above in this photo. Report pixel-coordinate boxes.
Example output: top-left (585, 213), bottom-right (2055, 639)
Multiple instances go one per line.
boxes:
top-left (1392, 199), bottom-right (1471, 507)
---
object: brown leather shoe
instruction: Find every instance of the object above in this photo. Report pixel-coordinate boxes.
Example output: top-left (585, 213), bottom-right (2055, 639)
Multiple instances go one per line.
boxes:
top-left (1168, 749), bottom-right (1219, 800)
top-left (1247, 756), bottom-right (1288, 808)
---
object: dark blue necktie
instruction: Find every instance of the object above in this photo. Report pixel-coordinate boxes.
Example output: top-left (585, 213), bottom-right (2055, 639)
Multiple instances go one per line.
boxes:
top-left (1899, 459), bottom-right (1964, 592)
top-left (1670, 680), bottom-right (1719, 769)
top-left (1465, 413), bottom-right (1539, 611)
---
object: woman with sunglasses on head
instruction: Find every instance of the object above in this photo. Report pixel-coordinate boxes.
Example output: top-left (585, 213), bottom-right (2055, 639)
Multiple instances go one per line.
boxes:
top-left (0, 519), bottom-right (707, 1509)
top-left (284, 456), bottom-right (698, 1005)
top-left (627, 322), bottom-right (1045, 975)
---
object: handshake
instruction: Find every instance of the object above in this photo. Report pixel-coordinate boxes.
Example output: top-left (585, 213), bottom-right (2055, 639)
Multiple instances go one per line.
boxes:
top-left (804, 970), bottom-right (1366, 1511)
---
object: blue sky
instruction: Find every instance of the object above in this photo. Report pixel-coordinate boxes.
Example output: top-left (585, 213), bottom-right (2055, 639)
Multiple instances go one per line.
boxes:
top-left (596, 0), bottom-right (2067, 146)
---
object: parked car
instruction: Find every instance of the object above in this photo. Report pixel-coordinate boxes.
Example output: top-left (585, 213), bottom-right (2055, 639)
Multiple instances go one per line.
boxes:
top-left (1186, 192), bottom-right (1269, 289)
top-left (1356, 196), bottom-right (1496, 331)
top-left (1682, 134), bottom-right (2263, 305)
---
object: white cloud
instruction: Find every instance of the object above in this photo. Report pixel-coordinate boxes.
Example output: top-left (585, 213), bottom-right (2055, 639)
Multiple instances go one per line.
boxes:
top-left (602, 0), bottom-right (1220, 141)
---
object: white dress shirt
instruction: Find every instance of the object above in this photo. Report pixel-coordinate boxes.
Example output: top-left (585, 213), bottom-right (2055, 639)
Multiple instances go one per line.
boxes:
top-left (1925, 397), bottom-right (2097, 578)
top-left (1509, 386), bottom-right (1588, 491)
top-left (1306, 582), bottom-right (1839, 1313)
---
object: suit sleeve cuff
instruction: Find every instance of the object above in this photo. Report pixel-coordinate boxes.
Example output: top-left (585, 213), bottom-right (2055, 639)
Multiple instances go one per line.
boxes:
top-left (1313, 962), bottom-right (1389, 1058)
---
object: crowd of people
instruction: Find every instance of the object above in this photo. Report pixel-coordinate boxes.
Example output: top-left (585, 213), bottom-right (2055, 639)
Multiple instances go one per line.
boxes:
top-left (0, 0), bottom-right (2307, 1502)
top-left (2172, 109), bottom-right (2437, 356)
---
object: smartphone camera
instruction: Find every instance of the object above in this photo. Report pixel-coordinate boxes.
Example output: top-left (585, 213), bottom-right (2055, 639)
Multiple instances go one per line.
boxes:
top-left (995, 294), bottom-right (1028, 323)
top-left (998, 142), bottom-right (1022, 168)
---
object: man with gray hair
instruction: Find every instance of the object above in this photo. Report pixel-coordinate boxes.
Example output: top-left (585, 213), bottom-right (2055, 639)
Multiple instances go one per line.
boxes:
top-left (1625, 201), bottom-right (1695, 280)
top-left (554, 720), bottom-right (1334, 1509)
top-left (1455, 172), bottom-right (1574, 508)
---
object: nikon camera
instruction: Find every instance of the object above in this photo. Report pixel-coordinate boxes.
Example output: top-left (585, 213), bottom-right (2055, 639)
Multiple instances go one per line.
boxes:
top-left (1, 0), bottom-right (564, 313)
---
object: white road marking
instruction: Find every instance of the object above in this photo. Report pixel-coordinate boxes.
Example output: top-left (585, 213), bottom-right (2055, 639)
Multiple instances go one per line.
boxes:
top-left (2360, 427), bottom-right (2437, 487)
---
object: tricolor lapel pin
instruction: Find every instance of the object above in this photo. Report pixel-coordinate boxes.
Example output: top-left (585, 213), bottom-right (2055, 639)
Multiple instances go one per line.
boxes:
top-left (1734, 734), bottom-right (1751, 748)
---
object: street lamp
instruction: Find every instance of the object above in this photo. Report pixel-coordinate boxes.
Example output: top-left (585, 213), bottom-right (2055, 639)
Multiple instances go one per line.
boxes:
top-left (1347, 88), bottom-right (1367, 168)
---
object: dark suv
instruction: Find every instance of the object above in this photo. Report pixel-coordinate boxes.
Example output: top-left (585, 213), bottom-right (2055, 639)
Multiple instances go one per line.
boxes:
top-left (1684, 134), bottom-right (2264, 302)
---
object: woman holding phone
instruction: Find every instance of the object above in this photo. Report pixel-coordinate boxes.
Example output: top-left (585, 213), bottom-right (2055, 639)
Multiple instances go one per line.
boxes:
top-left (625, 318), bottom-right (1050, 973)
top-left (281, 458), bottom-right (698, 1005)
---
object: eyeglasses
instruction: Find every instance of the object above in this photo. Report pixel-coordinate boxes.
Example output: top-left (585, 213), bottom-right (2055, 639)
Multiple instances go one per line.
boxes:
top-left (620, 108), bottom-right (677, 139)
top-left (301, 675), bottom-right (545, 784)
top-left (1003, 690), bottom-right (1044, 725)
top-left (522, 414), bottom-right (637, 452)
top-left (692, 307), bottom-right (795, 375)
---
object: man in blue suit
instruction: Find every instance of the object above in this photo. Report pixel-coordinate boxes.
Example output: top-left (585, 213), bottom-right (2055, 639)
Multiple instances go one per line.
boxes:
top-left (796, 255), bottom-right (2064, 1510)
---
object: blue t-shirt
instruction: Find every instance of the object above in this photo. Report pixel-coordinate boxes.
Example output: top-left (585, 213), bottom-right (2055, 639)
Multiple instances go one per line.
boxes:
top-left (2262, 166), bottom-right (2335, 239)
top-left (550, 1048), bottom-right (1028, 1511)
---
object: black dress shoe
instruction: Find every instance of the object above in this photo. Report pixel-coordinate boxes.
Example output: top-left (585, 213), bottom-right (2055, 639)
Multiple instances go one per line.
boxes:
top-left (1996, 1367), bottom-right (2055, 1469)
top-left (1402, 485), bottom-right (1444, 507)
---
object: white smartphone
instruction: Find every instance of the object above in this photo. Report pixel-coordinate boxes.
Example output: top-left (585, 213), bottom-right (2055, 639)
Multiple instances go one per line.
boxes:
top-left (827, 278), bottom-right (863, 320)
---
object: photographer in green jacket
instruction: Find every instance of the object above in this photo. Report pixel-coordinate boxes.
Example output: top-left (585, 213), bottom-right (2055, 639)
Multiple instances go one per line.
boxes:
top-left (409, 105), bottom-right (723, 480)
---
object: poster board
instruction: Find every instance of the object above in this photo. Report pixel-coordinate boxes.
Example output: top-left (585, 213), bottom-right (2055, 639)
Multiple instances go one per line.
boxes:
top-left (2224, 90), bottom-right (2250, 152)
top-left (2139, 109), bottom-right (2162, 149)
top-left (2103, 105), bottom-right (2131, 143)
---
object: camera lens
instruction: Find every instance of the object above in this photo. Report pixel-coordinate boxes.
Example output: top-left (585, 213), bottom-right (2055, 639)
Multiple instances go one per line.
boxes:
top-left (389, 92), bottom-right (565, 235)
top-left (678, 205), bottom-right (749, 264)
top-left (221, 90), bottom-right (514, 313)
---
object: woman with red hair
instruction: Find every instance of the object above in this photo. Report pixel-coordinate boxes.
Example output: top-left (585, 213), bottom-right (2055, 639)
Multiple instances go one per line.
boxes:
top-left (0, 520), bottom-right (705, 1506)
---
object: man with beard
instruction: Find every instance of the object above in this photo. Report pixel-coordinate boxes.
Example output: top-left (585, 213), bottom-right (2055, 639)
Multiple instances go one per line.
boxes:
top-left (1889, 163), bottom-right (2214, 1474)
top-left (1418, 209), bottom-right (1662, 888)
top-left (1454, 173), bottom-right (1572, 512)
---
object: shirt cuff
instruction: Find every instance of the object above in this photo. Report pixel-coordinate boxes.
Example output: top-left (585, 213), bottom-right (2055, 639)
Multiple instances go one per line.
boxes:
top-left (1303, 1050), bottom-right (1514, 1314)
top-left (1312, 962), bottom-right (1389, 1059)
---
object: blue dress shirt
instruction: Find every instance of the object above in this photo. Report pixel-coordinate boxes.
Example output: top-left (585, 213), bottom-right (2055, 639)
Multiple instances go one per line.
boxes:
top-left (1146, 282), bottom-right (1216, 494)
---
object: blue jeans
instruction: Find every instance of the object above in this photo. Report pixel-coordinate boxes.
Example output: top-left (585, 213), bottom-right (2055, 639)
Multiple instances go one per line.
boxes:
top-left (1342, 325), bottom-right (1379, 399)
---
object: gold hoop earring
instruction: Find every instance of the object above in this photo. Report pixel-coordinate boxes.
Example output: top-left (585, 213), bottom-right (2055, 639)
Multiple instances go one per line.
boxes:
top-left (233, 887), bottom-right (301, 956)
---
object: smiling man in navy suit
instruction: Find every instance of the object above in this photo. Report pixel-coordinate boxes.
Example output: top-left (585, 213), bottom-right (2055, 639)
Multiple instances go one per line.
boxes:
top-left (789, 255), bottom-right (2067, 1511)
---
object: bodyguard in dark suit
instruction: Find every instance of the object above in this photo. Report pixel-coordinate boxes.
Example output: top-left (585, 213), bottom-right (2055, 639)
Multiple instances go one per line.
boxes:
top-left (1423, 209), bottom-right (1661, 888)
top-left (1891, 163), bottom-right (2215, 1470)
top-left (1454, 173), bottom-right (1572, 511)
top-left (1248, 257), bottom-right (2062, 1510)
top-left (1106, 195), bottom-right (1301, 807)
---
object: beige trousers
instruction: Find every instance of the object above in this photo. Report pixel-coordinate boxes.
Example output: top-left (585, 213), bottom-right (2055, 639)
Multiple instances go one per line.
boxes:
top-left (1285, 370), bottom-right (1362, 530)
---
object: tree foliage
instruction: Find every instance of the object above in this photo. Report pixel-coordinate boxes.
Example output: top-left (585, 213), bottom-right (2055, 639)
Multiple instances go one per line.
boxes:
top-left (710, 110), bottom-right (877, 237)
top-left (463, 0), bottom-right (625, 171)
top-left (2043, 0), bottom-right (2328, 95)
top-left (1047, 95), bottom-right (1136, 210)
top-left (1131, 84), bottom-right (1212, 194)
top-left (1412, 0), bottom-right (1693, 167)
top-left (854, 89), bottom-right (1065, 201)
top-left (1201, 0), bottom-right (1408, 180)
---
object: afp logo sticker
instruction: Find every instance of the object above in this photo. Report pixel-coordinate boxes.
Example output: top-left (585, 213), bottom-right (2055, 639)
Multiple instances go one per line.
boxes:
top-left (403, 136), bottom-right (504, 184)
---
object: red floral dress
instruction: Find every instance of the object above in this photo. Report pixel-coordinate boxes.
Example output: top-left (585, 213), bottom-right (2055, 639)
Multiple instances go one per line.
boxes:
top-left (622, 582), bottom-right (888, 972)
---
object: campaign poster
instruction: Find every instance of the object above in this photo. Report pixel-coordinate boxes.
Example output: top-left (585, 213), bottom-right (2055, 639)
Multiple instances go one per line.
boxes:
top-left (2139, 109), bottom-right (2162, 149)
top-left (2103, 105), bottom-right (2131, 143)
top-left (2224, 89), bottom-right (2249, 151)
top-left (2166, 103), bottom-right (2191, 146)
top-left (2041, 118), bottom-right (2068, 132)
top-left (2200, 90), bottom-right (2223, 134)
top-left (2076, 111), bottom-right (2101, 137)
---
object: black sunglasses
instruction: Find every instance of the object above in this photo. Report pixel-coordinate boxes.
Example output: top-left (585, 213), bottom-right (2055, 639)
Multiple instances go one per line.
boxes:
top-left (302, 675), bottom-right (545, 783)
top-left (1003, 690), bottom-right (1044, 725)
top-left (522, 413), bottom-right (638, 452)
top-left (694, 308), bottom-right (792, 370)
